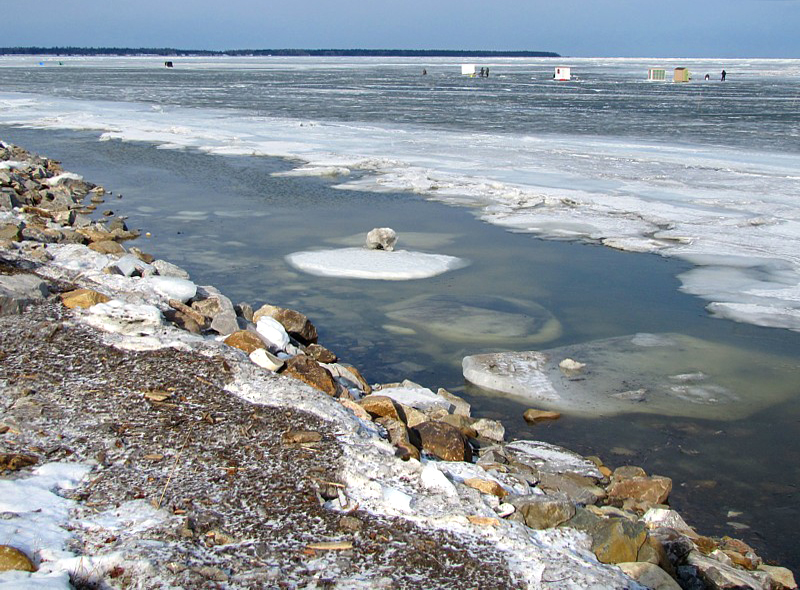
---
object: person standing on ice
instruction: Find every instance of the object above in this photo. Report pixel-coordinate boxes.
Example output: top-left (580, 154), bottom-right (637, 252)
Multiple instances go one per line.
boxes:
top-left (721, 69), bottom-right (727, 81)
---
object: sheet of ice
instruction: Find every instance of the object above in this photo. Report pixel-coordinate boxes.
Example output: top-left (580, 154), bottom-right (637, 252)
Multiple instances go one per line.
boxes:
top-left (463, 333), bottom-right (800, 420)
top-left (285, 247), bottom-right (467, 280)
top-left (0, 462), bottom-right (92, 589)
top-left (2, 58), bottom-right (798, 330)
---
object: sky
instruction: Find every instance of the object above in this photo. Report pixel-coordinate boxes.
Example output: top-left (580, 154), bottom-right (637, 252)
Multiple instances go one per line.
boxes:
top-left (2, 0), bottom-right (798, 58)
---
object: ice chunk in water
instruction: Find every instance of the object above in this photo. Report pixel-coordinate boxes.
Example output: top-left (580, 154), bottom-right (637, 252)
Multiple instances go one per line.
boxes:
top-left (285, 247), bottom-right (467, 280)
top-left (463, 333), bottom-right (799, 420)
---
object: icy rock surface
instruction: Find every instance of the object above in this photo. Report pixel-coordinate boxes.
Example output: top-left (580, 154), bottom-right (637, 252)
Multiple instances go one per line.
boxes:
top-left (376, 380), bottom-right (454, 413)
top-left (285, 247), bottom-right (467, 280)
top-left (145, 275), bottom-right (196, 303)
top-left (463, 333), bottom-right (798, 420)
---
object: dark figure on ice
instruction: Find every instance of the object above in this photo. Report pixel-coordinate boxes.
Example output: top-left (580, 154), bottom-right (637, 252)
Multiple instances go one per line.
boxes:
top-left (721, 69), bottom-right (727, 81)
top-left (485, 67), bottom-right (489, 77)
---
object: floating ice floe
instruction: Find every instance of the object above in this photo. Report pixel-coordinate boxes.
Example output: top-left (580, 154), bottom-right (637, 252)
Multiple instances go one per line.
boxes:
top-left (285, 247), bottom-right (467, 280)
top-left (383, 294), bottom-right (561, 344)
top-left (463, 332), bottom-right (799, 420)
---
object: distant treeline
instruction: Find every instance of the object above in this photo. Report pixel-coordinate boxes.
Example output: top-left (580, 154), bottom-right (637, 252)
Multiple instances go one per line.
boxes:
top-left (0, 47), bottom-right (560, 58)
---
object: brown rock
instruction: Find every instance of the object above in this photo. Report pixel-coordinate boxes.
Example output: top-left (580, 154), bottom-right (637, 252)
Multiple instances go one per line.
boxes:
top-left (376, 416), bottom-right (420, 461)
top-left (523, 408), bottom-right (562, 424)
top-left (613, 465), bottom-right (648, 480)
top-left (358, 395), bottom-right (402, 422)
top-left (282, 355), bottom-right (338, 396)
top-left (254, 304), bottom-right (318, 344)
top-left (0, 223), bottom-right (21, 241)
top-left (0, 453), bottom-right (38, 471)
top-left (411, 421), bottom-right (472, 462)
top-left (281, 430), bottom-right (323, 444)
top-left (439, 413), bottom-right (478, 438)
top-left (608, 475), bottom-right (672, 506)
top-left (539, 471), bottom-right (606, 505)
top-left (60, 288), bottom-right (110, 309)
top-left (89, 240), bottom-right (126, 255)
top-left (305, 343), bottom-right (337, 363)
top-left (464, 478), bottom-right (508, 498)
top-left (338, 398), bottom-right (372, 422)
top-left (0, 545), bottom-right (36, 572)
top-left (467, 516), bottom-right (500, 527)
top-left (563, 508), bottom-right (648, 564)
top-left (513, 497), bottom-right (576, 529)
top-left (224, 330), bottom-right (267, 355)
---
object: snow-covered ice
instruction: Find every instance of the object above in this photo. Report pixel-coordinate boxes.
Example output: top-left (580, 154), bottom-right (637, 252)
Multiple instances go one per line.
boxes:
top-left (285, 247), bottom-right (467, 280)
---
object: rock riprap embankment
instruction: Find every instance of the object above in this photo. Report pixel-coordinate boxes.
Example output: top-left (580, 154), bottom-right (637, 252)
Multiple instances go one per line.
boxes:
top-left (1, 140), bottom-right (796, 590)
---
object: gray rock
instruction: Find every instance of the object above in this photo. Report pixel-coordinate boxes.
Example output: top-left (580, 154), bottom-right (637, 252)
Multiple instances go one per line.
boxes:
top-left (509, 495), bottom-right (576, 529)
top-left (193, 285), bottom-right (239, 336)
top-left (684, 551), bottom-right (771, 590)
top-left (152, 259), bottom-right (191, 279)
top-left (0, 273), bottom-right (50, 315)
top-left (108, 254), bottom-right (153, 277)
top-left (504, 439), bottom-right (604, 480)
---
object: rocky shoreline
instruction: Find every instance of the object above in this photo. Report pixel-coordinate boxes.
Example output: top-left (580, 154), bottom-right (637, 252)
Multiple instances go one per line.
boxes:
top-left (0, 140), bottom-right (796, 589)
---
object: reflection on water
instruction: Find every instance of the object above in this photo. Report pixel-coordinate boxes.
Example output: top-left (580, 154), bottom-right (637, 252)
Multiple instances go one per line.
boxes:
top-left (3, 126), bottom-right (800, 572)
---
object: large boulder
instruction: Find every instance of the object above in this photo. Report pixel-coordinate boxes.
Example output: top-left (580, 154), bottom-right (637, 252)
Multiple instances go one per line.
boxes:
top-left (562, 508), bottom-right (649, 564)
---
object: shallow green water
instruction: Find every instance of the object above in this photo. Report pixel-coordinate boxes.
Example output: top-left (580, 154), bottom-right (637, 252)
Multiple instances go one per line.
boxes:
top-left (4, 126), bottom-right (799, 572)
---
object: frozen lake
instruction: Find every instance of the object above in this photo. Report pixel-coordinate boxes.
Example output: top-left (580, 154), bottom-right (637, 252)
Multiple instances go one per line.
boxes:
top-left (1, 55), bottom-right (799, 571)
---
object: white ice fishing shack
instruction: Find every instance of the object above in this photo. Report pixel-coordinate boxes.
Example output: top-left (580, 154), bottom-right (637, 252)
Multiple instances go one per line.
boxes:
top-left (461, 64), bottom-right (476, 76)
top-left (554, 66), bottom-right (571, 81)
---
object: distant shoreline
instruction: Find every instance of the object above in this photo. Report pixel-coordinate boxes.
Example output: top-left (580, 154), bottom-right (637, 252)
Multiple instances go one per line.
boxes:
top-left (0, 47), bottom-right (560, 58)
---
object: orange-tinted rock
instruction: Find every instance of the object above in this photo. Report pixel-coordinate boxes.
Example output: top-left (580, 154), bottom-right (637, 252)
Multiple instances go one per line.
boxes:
top-left (464, 478), bottom-right (507, 498)
top-left (282, 355), bottom-right (338, 396)
top-left (358, 395), bottom-right (402, 422)
top-left (608, 475), bottom-right (672, 506)
top-left (60, 288), bottom-right (110, 309)
top-left (224, 330), bottom-right (267, 354)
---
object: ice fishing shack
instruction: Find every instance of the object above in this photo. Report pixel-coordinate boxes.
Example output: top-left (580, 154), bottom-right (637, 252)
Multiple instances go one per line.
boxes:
top-left (673, 67), bottom-right (691, 82)
top-left (647, 68), bottom-right (666, 81)
top-left (554, 67), bottom-right (571, 81)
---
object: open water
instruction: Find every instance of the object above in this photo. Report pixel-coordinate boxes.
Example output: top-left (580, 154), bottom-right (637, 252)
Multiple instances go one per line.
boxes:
top-left (1, 56), bottom-right (799, 572)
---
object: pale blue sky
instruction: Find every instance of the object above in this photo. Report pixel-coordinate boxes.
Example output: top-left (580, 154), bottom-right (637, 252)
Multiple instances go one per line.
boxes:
top-left (3, 0), bottom-right (798, 57)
